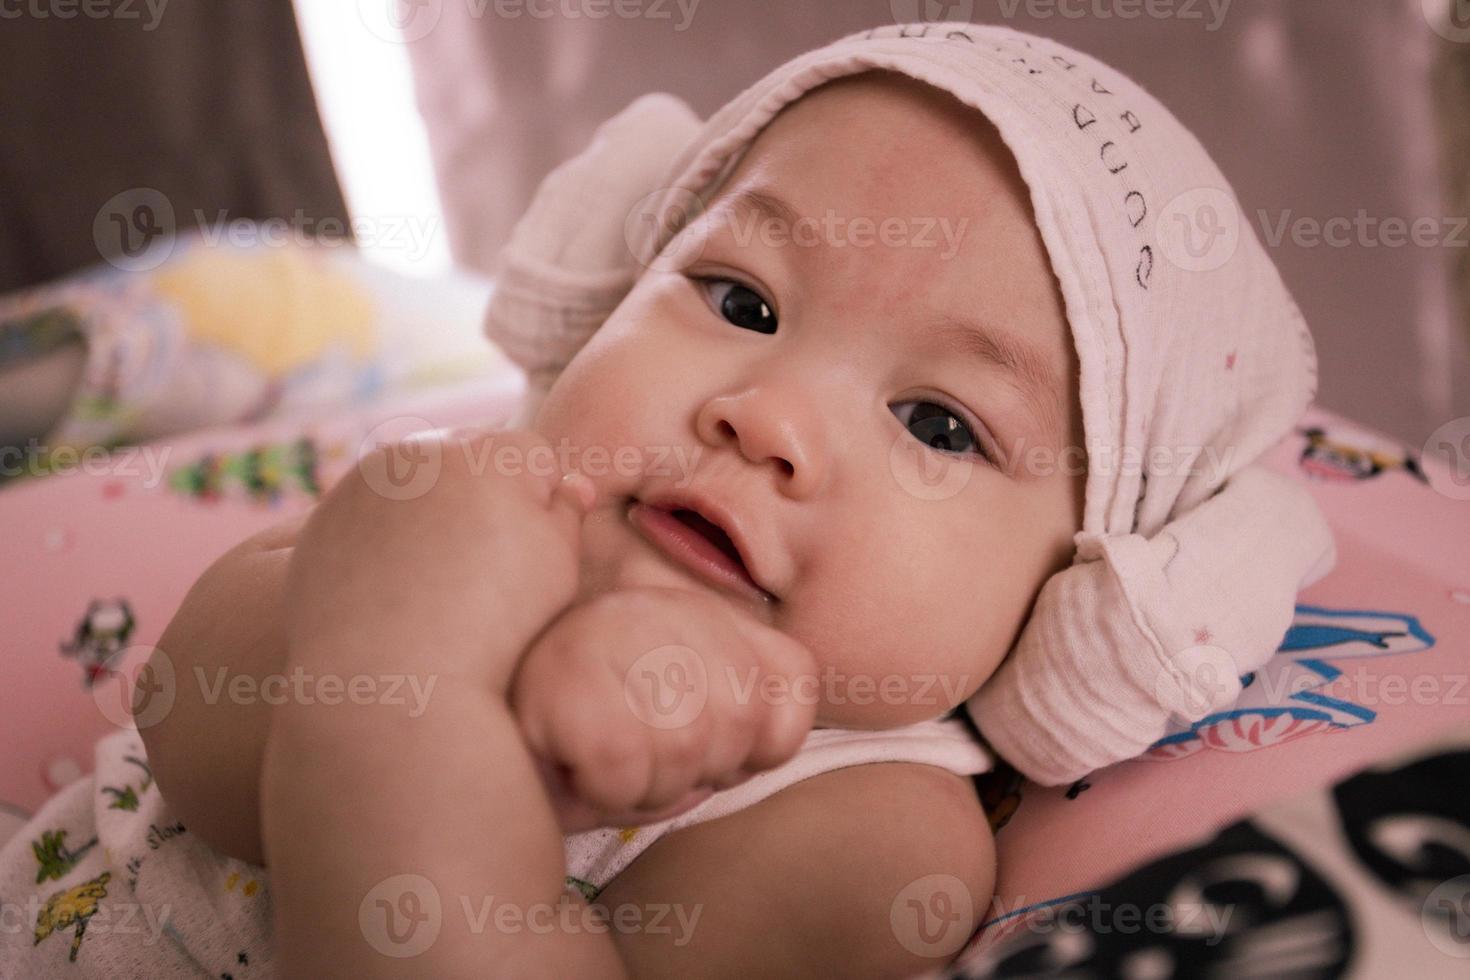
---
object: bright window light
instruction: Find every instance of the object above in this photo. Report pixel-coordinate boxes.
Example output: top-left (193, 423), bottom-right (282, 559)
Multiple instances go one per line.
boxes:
top-left (290, 0), bottom-right (452, 276)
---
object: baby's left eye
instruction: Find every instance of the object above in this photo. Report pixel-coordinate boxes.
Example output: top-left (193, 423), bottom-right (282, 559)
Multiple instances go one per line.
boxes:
top-left (697, 278), bottom-right (778, 335)
top-left (891, 400), bottom-right (991, 462)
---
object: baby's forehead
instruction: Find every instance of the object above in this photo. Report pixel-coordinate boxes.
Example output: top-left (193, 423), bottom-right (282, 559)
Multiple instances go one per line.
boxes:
top-left (740, 71), bottom-right (1012, 170)
top-left (711, 81), bottom-right (1028, 234)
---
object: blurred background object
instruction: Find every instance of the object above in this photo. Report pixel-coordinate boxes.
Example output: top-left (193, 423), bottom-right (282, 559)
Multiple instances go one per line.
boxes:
top-left (0, 0), bottom-right (348, 293)
top-left (1433, 12), bottom-right (1470, 378)
top-left (0, 233), bottom-right (498, 485)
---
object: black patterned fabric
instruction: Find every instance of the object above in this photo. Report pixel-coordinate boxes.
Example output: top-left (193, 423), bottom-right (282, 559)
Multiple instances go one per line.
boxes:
top-left (949, 728), bottom-right (1470, 979)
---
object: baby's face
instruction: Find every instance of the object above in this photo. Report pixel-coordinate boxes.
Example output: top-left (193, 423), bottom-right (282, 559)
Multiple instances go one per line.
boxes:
top-left (535, 72), bottom-right (1085, 728)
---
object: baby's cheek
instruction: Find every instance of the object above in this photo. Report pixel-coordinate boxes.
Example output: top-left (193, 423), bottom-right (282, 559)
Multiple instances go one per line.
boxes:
top-left (780, 586), bottom-right (946, 727)
top-left (797, 534), bottom-right (1022, 725)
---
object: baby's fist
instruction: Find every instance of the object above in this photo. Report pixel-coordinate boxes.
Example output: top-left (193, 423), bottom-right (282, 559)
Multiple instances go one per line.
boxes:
top-left (511, 586), bottom-right (818, 831)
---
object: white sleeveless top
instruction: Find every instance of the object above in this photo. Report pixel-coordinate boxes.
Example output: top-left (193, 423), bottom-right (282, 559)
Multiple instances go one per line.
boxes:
top-left (563, 715), bottom-right (993, 899)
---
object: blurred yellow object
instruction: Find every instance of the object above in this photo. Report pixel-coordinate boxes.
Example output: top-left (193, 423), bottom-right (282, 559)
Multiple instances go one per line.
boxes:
top-left (152, 244), bottom-right (376, 377)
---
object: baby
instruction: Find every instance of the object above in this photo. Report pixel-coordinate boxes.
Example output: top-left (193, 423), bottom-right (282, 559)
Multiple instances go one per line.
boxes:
top-left (1, 20), bottom-right (1333, 979)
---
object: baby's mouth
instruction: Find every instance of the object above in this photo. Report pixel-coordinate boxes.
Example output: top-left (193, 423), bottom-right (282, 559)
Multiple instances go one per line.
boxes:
top-left (625, 498), bottom-right (775, 604)
top-left (669, 508), bottom-right (744, 569)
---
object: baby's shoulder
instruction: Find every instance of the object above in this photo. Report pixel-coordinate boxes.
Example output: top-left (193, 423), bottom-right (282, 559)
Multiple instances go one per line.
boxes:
top-left (595, 762), bottom-right (994, 976)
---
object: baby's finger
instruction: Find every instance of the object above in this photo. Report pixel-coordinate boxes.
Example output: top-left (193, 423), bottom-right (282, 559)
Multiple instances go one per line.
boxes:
top-left (733, 632), bottom-right (818, 771)
top-left (701, 714), bottom-right (760, 788)
top-left (551, 470), bottom-right (596, 517)
top-left (558, 717), bottom-right (655, 815)
top-left (637, 757), bottom-right (708, 813)
top-left (743, 684), bottom-right (817, 773)
top-left (609, 786), bottom-right (714, 828)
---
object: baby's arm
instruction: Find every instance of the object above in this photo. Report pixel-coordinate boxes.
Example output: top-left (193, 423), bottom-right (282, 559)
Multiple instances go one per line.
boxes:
top-left (597, 760), bottom-right (996, 978)
top-left (140, 509), bottom-right (305, 866)
top-left (261, 429), bottom-right (629, 975)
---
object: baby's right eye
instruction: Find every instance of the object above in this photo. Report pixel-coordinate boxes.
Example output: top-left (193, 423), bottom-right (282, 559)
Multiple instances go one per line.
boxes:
top-left (696, 277), bottom-right (778, 335)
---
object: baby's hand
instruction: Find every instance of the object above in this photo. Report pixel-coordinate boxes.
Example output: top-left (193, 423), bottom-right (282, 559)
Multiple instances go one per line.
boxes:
top-left (283, 426), bottom-right (594, 693)
top-left (510, 586), bottom-right (818, 831)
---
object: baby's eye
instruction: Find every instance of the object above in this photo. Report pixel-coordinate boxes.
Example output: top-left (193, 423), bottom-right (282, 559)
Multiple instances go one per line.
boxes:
top-left (891, 400), bottom-right (992, 463)
top-left (697, 277), bottom-right (778, 335)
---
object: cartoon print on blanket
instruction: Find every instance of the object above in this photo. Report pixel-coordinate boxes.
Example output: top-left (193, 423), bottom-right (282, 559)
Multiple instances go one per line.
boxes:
top-left (1141, 603), bottom-right (1436, 762)
top-left (165, 436), bottom-right (332, 506)
top-left (58, 599), bottom-right (136, 688)
top-left (31, 828), bottom-right (99, 883)
top-left (1297, 425), bottom-right (1428, 485)
top-left (99, 755), bottom-right (152, 813)
top-left (33, 870), bottom-right (114, 963)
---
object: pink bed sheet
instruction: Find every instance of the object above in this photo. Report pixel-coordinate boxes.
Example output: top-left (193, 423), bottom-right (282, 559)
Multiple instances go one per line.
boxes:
top-left (0, 374), bottom-right (524, 841)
